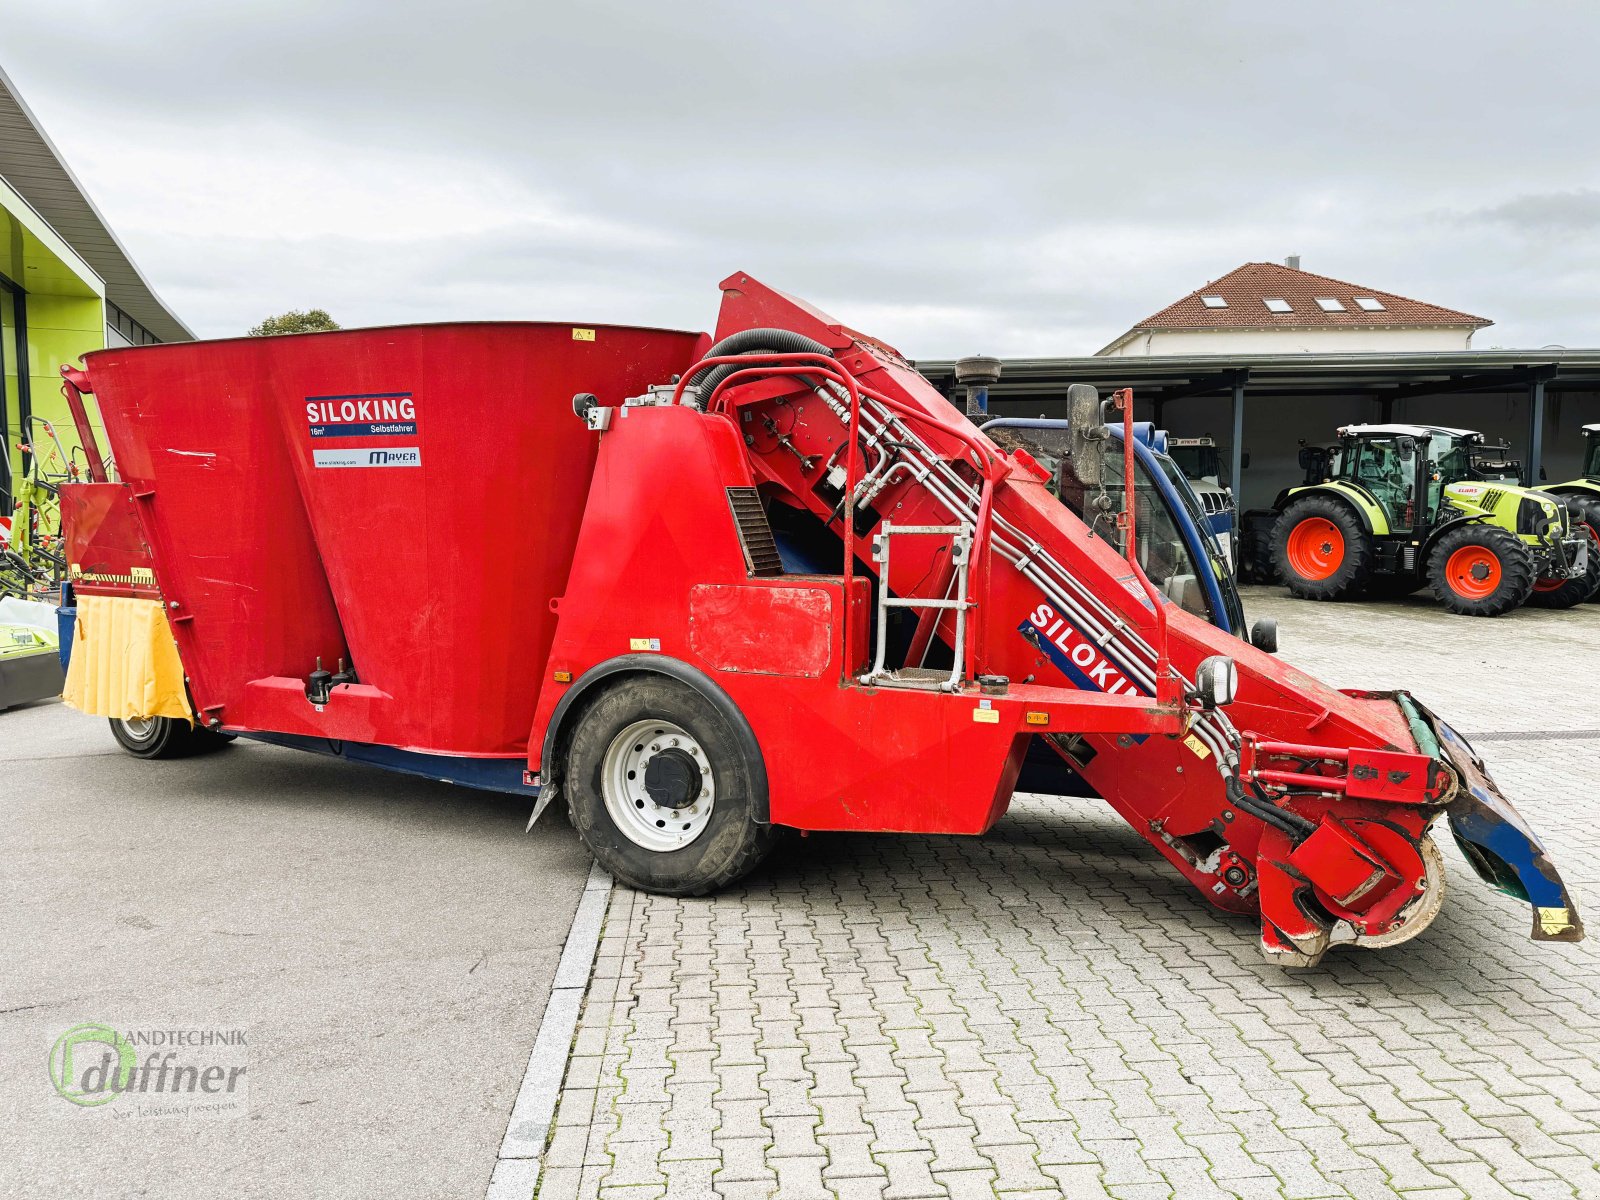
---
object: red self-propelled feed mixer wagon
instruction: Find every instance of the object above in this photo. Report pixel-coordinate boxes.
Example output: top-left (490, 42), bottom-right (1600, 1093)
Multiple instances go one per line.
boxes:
top-left (55, 273), bottom-right (1581, 966)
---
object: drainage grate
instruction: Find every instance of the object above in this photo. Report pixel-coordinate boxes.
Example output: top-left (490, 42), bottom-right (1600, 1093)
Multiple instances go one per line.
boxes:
top-left (1461, 729), bottom-right (1600, 743)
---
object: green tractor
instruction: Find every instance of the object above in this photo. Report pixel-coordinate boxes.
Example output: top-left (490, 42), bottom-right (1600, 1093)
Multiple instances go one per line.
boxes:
top-left (1270, 424), bottom-right (1599, 616)
top-left (1541, 423), bottom-right (1600, 601)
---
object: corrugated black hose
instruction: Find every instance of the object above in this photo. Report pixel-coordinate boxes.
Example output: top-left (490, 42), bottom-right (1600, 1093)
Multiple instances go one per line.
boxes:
top-left (684, 328), bottom-right (836, 409)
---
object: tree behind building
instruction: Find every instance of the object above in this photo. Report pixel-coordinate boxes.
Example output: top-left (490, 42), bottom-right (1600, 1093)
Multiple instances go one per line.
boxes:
top-left (248, 309), bottom-right (341, 337)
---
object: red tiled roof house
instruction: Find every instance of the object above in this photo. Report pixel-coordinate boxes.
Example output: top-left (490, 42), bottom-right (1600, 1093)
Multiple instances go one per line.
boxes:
top-left (1098, 260), bottom-right (1492, 357)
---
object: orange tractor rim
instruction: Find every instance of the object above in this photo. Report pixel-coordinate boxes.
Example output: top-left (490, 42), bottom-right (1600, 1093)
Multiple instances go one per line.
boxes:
top-left (1286, 517), bottom-right (1345, 581)
top-left (1445, 545), bottom-right (1502, 599)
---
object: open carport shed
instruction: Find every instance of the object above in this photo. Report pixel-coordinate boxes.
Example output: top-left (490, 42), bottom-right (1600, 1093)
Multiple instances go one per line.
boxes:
top-left (916, 351), bottom-right (1600, 509)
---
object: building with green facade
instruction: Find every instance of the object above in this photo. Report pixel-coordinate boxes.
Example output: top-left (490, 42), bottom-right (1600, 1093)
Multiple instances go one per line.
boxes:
top-left (0, 64), bottom-right (190, 509)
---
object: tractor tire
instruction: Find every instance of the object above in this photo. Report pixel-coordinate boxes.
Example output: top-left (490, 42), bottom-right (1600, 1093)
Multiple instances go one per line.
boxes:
top-left (1527, 523), bottom-right (1600, 609)
top-left (108, 716), bottom-right (231, 759)
top-left (1237, 510), bottom-right (1281, 584)
top-left (1426, 525), bottom-right (1535, 617)
top-left (1563, 496), bottom-right (1600, 603)
top-left (564, 676), bottom-right (779, 896)
top-left (1271, 496), bottom-right (1373, 600)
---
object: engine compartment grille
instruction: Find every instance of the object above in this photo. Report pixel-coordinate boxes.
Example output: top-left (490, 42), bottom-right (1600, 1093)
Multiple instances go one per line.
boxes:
top-left (726, 487), bottom-right (784, 577)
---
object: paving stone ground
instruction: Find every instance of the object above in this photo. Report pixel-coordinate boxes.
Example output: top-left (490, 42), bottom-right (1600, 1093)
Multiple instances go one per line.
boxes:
top-left (533, 588), bottom-right (1600, 1200)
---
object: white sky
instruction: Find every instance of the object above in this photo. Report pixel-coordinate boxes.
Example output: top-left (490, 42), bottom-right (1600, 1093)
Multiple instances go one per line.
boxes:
top-left (6, 1), bottom-right (1600, 354)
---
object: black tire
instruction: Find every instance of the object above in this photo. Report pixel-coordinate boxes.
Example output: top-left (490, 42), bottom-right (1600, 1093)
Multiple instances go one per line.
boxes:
top-left (1426, 525), bottom-right (1535, 616)
top-left (564, 676), bottom-right (778, 896)
top-left (108, 716), bottom-right (229, 759)
top-left (1527, 523), bottom-right (1600, 609)
top-left (1237, 510), bottom-right (1281, 584)
top-left (1271, 495), bottom-right (1374, 600)
top-left (1562, 496), bottom-right (1600, 603)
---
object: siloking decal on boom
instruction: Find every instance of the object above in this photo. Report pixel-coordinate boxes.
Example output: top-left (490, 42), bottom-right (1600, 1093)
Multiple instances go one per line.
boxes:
top-left (1019, 602), bottom-right (1144, 697)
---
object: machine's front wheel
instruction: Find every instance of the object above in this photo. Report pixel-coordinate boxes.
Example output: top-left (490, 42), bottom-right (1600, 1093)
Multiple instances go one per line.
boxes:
top-left (564, 677), bottom-right (778, 896)
top-left (1271, 496), bottom-right (1373, 600)
top-left (108, 716), bottom-right (229, 759)
top-left (1427, 525), bottom-right (1535, 616)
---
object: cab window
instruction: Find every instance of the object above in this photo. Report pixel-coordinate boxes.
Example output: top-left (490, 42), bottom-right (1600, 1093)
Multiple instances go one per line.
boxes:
top-left (1098, 448), bottom-right (1211, 622)
top-left (1346, 437), bottom-right (1416, 530)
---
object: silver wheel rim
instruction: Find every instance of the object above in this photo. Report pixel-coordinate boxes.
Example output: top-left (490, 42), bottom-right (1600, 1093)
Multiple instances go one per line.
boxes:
top-left (120, 716), bottom-right (157, 742)
top-left (601, 719), bottom-right (715, 852)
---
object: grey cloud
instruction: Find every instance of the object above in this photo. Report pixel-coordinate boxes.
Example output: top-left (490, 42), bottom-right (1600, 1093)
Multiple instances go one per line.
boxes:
top-left (5, 2), bottom-right (1600, 353)
top-left (1460, 190), bottom-right (1600, 237)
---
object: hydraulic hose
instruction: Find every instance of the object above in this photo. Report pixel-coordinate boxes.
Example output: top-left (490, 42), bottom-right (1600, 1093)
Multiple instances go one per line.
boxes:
top-left (685, 329), bottom-right (836, 409)
top-left (1226, 775), bottom-right (1317, 841)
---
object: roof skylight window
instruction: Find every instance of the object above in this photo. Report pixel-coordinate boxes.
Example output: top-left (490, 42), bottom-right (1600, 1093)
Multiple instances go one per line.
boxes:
top-left (1354, 297), bottom-right (1386, 311)
top-left (1314, 297), bottom-right (1345, 312)
top-left (1263, 298), bottom-right (1293, 313)
top-left (1200, 295), bottom-right (1228, 308)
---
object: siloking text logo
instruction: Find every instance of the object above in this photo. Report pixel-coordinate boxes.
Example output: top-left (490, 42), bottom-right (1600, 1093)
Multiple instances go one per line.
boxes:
top-left (47, 1023), bottom-right (249, 1119)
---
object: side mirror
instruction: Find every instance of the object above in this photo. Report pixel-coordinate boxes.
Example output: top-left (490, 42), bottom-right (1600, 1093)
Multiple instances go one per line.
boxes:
top-left (1249, 618), bottom-right (1278, 654)
top-left (1066, 383), bottom-right (1107, 488)
top-left (1240, 452), bottom-right (1251, 470)
top-left (1192, 655), bottom-right (1238, 710)
top-left (1297, 448), bottom-right (1319, 470)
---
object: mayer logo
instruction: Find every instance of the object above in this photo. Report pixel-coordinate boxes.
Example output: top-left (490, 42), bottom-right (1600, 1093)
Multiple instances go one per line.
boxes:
top-left (312, 447), bottom-right (421, 469)
top-left (1019, 602), bottom-right (1145, 698)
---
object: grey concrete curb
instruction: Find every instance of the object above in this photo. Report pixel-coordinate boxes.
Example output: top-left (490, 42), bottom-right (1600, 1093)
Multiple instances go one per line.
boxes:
top-left (486, 860), bottom-right (612, 1200)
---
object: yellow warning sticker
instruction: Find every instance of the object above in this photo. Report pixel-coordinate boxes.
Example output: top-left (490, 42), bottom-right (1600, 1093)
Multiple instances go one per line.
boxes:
top-left (1538, 906), bottom-right (1574, 935)
top-left (972, 709), bottom-right (1000, 724)
top-left (629, 637), bottom-right (661, 652)
top-left (572, 328), bottom-right (596, 342)
top-left (1183, 733), bottom-right (1212, 760)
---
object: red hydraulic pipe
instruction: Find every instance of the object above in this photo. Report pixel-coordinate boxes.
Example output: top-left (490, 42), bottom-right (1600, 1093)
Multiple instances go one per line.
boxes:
top-left (1111, 388), bottom-right (1175, 704)
top-left (59, 367), bottom-right (109, 483)
top-left (703, 363), bottom-right (859, 415)
top-left (1253, 741), bottom-right (1350, 763)
top-left (840, 370), bottom-right (864, 683)
top-left (672, 352), bottom-right (846, 407)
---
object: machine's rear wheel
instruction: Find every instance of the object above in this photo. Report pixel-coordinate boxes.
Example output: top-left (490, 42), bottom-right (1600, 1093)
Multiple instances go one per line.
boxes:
top-left (1527, 525), bottom-right (1600, 609)
top-left (108, 716), bottom-right (229, 759)
top-left (564, 676), bottom-right (778, 896)
top-left (1271, 496), bottom-right (1373, 600)
top-left (1427, 525), bottom-right (1534, 616)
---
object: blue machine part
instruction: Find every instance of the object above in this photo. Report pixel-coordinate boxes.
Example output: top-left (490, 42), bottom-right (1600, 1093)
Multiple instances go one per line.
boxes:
top-left (57, 605), bottom-right (75, 672)
top-left (1128, 421), bottom-right (1168, 455)
top-left (236, 730), bottom-right (541, 798)
top-left (1429, 715), bottom-right (1583, 938)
